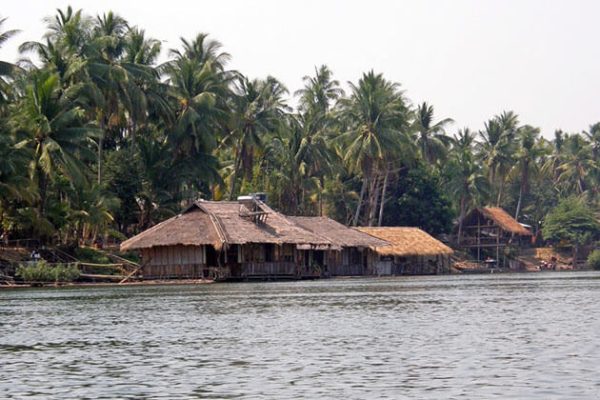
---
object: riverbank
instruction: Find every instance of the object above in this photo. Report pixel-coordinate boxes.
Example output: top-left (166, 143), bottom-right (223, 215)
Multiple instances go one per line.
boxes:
top-left (1, 268), bottom-right (589, 290)
top-left (0, 278), bottom-right (215, 289)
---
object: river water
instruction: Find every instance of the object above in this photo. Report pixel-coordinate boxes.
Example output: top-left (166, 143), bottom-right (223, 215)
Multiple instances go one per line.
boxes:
top-left (1, 272), bottom-right (599, 399)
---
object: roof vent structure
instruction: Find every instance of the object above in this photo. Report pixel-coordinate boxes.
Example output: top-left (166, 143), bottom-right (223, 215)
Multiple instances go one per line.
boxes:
top-left (237, 194), bottom-right (269, 224)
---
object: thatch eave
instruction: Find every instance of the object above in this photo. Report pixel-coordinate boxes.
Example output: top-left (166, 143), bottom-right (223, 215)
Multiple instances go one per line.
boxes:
top-left (356, 227), bottom-right (454, 257)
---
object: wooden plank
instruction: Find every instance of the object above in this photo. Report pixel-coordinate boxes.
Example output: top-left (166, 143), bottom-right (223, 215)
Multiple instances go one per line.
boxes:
top-left (118, 266), bottom-right (142, 284)
top-left (81, 273), bottom-right (127, 282)
top-left (194, 246), bottom-right (202, 264)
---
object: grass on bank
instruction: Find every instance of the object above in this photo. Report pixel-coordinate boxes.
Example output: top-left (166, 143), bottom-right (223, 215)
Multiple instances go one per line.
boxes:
top-left (16, 261), bottom-right (80, 283)
top-left (587, 250), bottom-right (600, 270)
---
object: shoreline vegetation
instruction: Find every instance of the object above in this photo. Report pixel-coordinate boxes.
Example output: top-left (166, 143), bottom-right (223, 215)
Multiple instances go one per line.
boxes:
top-left (2, 270), bottom-right (598, 290)
top-left (1, 7), bottom-right (600, 283)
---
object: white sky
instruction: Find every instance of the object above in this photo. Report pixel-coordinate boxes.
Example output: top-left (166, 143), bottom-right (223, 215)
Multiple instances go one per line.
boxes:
top-left (1, 0), bottom-right (599, 136)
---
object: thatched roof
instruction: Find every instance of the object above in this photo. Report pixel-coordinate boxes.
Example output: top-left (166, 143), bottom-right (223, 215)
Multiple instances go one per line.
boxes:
top-left (289, 216), bottom-right (390, 248)
top-left (479, 207), bottom-right (532, 236)
top-left (121, 200), bottom-right (332, 251)
top-left (120, 207), bottom-right (220, 251)
top-left (356, 227), bottom-right (453, 256)
top-left (198, 201), bottom-right (331, 246)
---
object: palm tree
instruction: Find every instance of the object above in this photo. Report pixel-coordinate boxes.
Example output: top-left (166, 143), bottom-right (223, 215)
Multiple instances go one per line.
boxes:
top-left (67, 183), bottom-right (119, 243)
top-left (86, 12), bottom-right (151, 183)
top-left (163, 33), bottom-right (232, 154)
top-left (295, 65), bottom-right (344, 116)
top-left (13, 69), bottom-right (99, 213)
top-left (583, 122), bottom-right (600, 160)
top-left (555, 134), bottom-right (595, 195)
top-left (224, 75), bottom-right (289, 199)
top-left (0, 16), bottom-right (20, 105)
top-left (511, 125), bottom-right (549, 221)
top-left (546, 130), bottom-right (565, 178)
top-left (478, 111), bottom-right (519, 205)
top-left (260, 113), bottom-right (338, 215)
top-left (135, 137), bottom-right (192, 228)
top-left (161, 40), bottom-right (232, 201)
top-left (338, 71), bottom-right (411, 225)
top-left (22, 8), bottom-right (154, 184)
top-left (413, 102), bottom-right (453, 165)
top-left (122, 27), bottom-right (161, 65)
top-left (42, 6), bottom-right (90, 54)
top-left (0, 126), bottom-right (33, 204)
top-left (447, 128), bottom-right (489, 241)
top-left (293, 65), bottom-right (343, 214)
top-left (171, 33), bottom-right (231, 71)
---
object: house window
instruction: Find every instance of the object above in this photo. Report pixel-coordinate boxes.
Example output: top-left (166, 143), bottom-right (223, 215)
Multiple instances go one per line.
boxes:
top-left (282, 245), bottom-right (294, 262)
top-left (265, 244), bottom-right (274, 262)
top-left (349, 248), bottom-right (361, 265)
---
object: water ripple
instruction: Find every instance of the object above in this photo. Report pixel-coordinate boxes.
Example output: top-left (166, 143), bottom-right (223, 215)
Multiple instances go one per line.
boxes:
top-left (1, 272), bottom-right (600, 398)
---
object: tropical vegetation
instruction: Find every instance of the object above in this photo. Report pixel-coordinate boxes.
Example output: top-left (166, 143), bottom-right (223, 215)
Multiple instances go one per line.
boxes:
top-left (16, 260), bottom-right (80, 282)
top-left (1, 8), bottom-right (600, 251)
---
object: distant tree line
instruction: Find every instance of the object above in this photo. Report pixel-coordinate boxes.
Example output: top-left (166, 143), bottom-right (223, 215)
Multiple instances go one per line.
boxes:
top-left (1, 8), bottom-right (600, 247)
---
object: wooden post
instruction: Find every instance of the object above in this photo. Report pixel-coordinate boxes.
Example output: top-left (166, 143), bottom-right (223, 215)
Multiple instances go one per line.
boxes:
top-left (496, 227), bottom-right (500, 268)
top-left (477, 213), bottom-right (481, 262)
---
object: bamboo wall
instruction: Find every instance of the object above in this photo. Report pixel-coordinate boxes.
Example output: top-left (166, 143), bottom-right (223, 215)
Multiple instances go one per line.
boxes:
top-left (327, 248), bottom-right (377, 276)
top-left (138, 243), bottom-right (387, 279)
top-left (142, 245), bottom-right (206, 278)
top-left (375, 254), bottom-right (450, 275)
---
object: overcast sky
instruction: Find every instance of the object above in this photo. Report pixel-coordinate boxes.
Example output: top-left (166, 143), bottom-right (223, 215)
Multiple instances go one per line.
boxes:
top-left (1, 0), bottom-right (599, 136)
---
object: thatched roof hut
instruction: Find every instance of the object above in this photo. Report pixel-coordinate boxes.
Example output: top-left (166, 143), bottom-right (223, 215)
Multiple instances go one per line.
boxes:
top-left (121, 207), bottom-right (220, 251)
top-left (121, 200), bottom-right (332, 252)
top-left (289, 216), bottom-right (389, 249)
top-left (477, 207), bottom-right (532, 236)
top-left (356, 227), bottom-right (453, 257)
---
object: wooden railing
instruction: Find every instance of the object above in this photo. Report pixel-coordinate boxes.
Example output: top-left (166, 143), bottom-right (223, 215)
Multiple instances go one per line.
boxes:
top-left (243, 262), bottom-right (297, 277)
top-left (458, 236), bottom-right (506, 247)
top-left (330, 264), bottom-right (364, 276)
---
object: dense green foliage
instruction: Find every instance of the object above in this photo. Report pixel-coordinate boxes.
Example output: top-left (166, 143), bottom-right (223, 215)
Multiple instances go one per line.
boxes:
top-left (542, 197), bottom-right (600, 247)
top-left (16, 261), bottom-right (80, 282)
top-left (73, 247), bottom-right (111, 264)
top-left (587, 250), bottom-right (600, 270)
top-left (382, 168), bottom-right (453, 235)
top-left (1, 8), bottom-right (600, 246)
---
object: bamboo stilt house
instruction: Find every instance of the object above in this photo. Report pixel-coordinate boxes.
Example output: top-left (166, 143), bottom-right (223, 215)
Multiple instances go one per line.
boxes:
top-left (289, 216), bottom-right (389, 276)
top-left (120, 197), bottom-right (333, 279)
top-left (356, 227), bottom-right (454, 275)
top-left (458, 207), bottom-right (533, 266)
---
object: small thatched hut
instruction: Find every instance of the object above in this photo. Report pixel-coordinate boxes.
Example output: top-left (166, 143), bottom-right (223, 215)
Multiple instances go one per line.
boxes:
top-left (356, 227), bottom-right (454, 275)
top-left (120, 208), bottom-right (220, 278)
top-left (121, 198), bottom-right (332, 279)
top-left (459, 207), bottom-right (532, 264)
top-left (289, 216), bottom-right (389, 276)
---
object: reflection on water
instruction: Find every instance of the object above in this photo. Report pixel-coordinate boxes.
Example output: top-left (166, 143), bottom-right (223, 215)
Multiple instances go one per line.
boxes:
top-left (1, 272), bottom-right (600, 399)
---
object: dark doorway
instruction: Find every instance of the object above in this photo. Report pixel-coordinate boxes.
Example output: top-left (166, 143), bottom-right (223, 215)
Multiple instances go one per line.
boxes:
top-left (227, 245), bottom-right (241, 277)
top-left (206, 246), bottom-right (218, 266)
top-left (314, 250), bottom-right (325, 267)
top-left (265, 244), bottom-right (274, 262)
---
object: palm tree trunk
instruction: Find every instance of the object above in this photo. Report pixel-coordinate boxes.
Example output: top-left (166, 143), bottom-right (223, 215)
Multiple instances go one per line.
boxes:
top-left (496, 178), bottom-right (504, 206)
top-left (131, 120), bottom-right (137, 148)
top-left (514, 183), bottom-right (524, 221)
top-left (457, 193), bottom-right (467, 243)
top-left (353, 177), bottom-right (368, 226)
top-left (229, 144), bottom-right (242, 200)
top-left (37, 165), bottom-right (47, 215)
top-left (378, 165), bottom-right (390, 226)
top-left (97, 134), bottom-right (104, 185)
top-left (368, 173), bottom-right (380, 226)
top-left (319, 178), bottom-right (324, 217)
